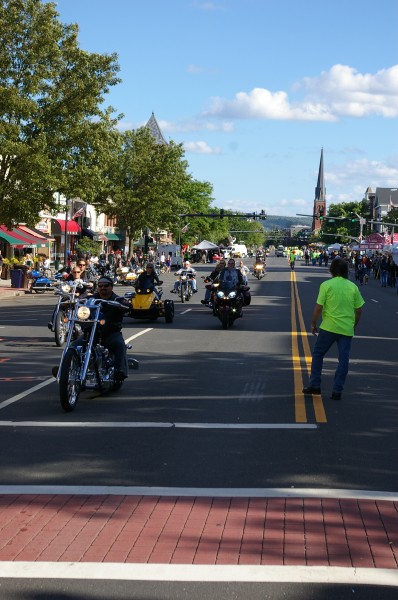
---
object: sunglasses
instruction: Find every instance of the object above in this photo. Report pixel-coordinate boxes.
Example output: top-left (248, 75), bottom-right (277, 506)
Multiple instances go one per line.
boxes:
top-left (98, 283), bottom-right (111, 288)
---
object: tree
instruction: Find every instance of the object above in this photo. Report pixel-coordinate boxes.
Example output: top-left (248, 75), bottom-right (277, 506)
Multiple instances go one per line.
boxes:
top-left (98, 127), bottom-right (193, 254)
top-left (0, 0), bottom-right (121, 227)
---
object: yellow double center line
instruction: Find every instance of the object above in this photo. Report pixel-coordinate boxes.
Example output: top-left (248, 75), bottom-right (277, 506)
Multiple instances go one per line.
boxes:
top-left (290, 270), bottom-right (327, 423)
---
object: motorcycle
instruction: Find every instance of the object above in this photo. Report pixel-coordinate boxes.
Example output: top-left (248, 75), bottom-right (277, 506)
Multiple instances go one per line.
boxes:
top-left (125, 281), bottom-right (174, 323)
top-left (55, 297), bottom-right (138, 412)
top-left (176, 270), bottom-right (195, 303)
top-left (206, 282), bottom-right (250, 329)
top-left (116, 265), bottom-right (141, 286)
top-left (49, 280), bottom-right (91, 346)
top-left (253, 263), bottom-right (265, 280)
top-left (28, 266), bottom-right (59, 293)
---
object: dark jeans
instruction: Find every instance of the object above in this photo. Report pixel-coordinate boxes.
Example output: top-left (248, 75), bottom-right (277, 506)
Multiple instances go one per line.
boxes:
top-left (310, 329), bottom-right (352, 393)
top-left (73, 331), bottom-right (127, 377)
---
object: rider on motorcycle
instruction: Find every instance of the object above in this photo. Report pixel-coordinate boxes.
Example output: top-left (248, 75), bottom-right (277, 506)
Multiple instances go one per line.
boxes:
top-left (218, 258), bottom-right (244, 291)
top-left (135, 263), bottom-right (161, 289)
top-left (91, 276), bottom-right (130, 381)
top-left (172, 260), bottom-right (197, 294)
top-left (201, 259), bottom-right (226, 305)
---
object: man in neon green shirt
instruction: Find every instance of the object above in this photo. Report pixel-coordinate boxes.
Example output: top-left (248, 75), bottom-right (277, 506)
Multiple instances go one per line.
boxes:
top-left (303, 257), bottom-right (364, 400)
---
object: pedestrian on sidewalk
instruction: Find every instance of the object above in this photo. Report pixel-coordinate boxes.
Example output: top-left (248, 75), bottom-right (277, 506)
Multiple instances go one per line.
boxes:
top-left (303, 256), bottom-right (365, 401)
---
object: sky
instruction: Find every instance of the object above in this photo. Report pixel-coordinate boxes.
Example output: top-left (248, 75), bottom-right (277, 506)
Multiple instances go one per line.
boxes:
top-left (53, 0), bottom-right (398, 218)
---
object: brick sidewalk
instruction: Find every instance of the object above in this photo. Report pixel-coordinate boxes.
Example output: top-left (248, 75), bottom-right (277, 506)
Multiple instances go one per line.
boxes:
top-left (0, 494), bottom-right (397, 568)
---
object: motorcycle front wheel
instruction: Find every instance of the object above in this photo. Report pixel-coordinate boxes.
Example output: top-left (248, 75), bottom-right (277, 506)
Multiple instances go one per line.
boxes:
top-left (180, 285), bottom-right (185, 303)
top-left (54, 311), bottom-right (67, 347)
top-left (220, 310), bottom-right (229, 330)
top-left (59, 349), bottom-right (81, 412)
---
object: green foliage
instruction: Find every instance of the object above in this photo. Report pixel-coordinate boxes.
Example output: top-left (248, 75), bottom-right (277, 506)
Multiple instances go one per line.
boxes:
top-left (97, 127), bottom-right (201, 253)
top-left (0, 0), bottom-right (121, 227)
top-left (75, 236), bottom-right (102, 257)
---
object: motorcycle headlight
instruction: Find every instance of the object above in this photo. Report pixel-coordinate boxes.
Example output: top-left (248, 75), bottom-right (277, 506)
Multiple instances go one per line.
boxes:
top-left (216, 290), bottom-right (225, 299)
top-left (77, 306), bottom-right (91, 320)
top-left (181, 275), bottom-right (187, 281)
top-left (228, 291), bottom-right (237, 299)
top-left (61, 284), bottom-right (71, 293)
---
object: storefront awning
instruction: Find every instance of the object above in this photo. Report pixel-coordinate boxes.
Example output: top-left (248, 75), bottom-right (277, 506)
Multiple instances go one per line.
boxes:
top-left (82, 228), bottom-right (96, 238)
top-left (18, 225), bottom-right (54, 243)
top-left (99, 233), bottom-right (124, 241)
top-left (53, 219), bottom-right (81, 234)
top-left (0, 225), bottom-right (50, 247)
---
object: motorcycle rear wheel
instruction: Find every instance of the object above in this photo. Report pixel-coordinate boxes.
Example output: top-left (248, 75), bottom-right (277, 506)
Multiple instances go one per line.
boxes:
top-left (54, 311), bottom-right (67, 347)
top-left (59, 349), bottom-right (81, 412)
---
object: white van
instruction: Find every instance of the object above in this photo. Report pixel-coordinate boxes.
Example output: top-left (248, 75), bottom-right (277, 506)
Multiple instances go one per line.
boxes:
top-left (157, 243), bottom-right (182, 268)
top-left (231, 244), bottom-right (248, 258)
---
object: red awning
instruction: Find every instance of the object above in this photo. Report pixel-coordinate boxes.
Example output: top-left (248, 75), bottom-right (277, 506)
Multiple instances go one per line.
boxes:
top-left (18, 224), bottom-right (55, 242)
top-left (54, 219), bottom-right (81, 234)
top-left (0, 225), bottom-right (47, 247)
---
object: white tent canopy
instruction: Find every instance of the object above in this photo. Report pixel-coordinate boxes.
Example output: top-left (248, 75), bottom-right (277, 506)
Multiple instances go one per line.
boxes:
top-left (192, 240), bottom-right (219, 250)
top-left (328, 243), bottom-right (342, 251)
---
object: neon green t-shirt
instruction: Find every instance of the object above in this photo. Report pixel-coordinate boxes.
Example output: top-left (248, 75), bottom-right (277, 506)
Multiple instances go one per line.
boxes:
top-left (317, 276), bottom-right (365, 337)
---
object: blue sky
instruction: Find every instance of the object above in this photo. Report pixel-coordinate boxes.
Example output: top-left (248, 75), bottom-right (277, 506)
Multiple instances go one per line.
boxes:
top-left (53, 0), bottom-right (398, 217)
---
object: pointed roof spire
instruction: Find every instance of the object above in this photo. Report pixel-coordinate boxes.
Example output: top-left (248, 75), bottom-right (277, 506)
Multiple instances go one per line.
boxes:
top-left (315, 148), bottom-right (325, 201)
top-left (145, 112), bottom-right (167, 145)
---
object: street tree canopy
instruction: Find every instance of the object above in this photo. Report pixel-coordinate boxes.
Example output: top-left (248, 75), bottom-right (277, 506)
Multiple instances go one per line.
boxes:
top-left (97, 127), bottom-right (194, 253)
top-left (0, 0), bottom-right (121, 227)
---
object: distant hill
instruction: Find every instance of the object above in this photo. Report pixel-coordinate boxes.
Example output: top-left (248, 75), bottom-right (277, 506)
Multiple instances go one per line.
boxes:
top-left (260, 215), bottom-right (312, 230)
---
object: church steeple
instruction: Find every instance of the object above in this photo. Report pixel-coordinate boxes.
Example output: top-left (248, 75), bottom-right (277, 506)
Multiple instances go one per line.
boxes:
top-left (312, 148), bottom-right (326, 232)
top-left (145, 112), bottom-right (167, 145)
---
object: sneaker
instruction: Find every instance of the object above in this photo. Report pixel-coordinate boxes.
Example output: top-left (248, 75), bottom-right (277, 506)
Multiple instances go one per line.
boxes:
top-left (302, 386), bottom-right (321, 394)
top-left (47, 322), bottom-right (53, 330)
top-left (331, 391), bottom-right (342, 400)
top-left (201, 300), bottom-right (209, 305)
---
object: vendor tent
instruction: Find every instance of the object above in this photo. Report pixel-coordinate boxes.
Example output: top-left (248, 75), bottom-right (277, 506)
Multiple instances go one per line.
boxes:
top-left (192, 240), bottom-right (219, 250)
top-left (328, 243), bottom-right (342, 251)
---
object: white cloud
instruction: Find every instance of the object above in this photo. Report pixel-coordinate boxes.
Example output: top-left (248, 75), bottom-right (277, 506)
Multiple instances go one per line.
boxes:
top-left (205, 88), bottom-right (335, 121)
top-left (299, 64), bottom-right (398, 118)
top-left (204, 64), bottom-right (398, 121)
top-left (159, 118), bottom-right (234, 133)
top-left (184, 140), bottom-right (222, 154)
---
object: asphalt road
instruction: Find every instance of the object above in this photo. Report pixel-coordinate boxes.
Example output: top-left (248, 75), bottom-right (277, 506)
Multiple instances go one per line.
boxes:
top-left (0, 255), bottom-right (397, 598)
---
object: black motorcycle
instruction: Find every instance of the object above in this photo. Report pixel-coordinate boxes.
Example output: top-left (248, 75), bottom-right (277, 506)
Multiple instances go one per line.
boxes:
top-left (49, 280), bottom-right (91, 346)
top-left (176, 270), bottom-right (194, 303)
top-left (206, 282), bottom-right (250, 329)
top-left (55, 297), bottom-right (138, 412)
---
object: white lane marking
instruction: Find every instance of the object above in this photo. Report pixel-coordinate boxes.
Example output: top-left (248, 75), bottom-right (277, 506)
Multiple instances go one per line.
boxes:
top-left (180, 308), bottom-right (192, 314)
top-left (0, 563), bottom-right (397, 586)
top-left (0, 486), bottom-right (397, 501)
top-left (0, 379), bottom-right (54, 411)
top-left (0, 329), bottom-right (152, 410)
top-left (0, 421), bottom-right (317, 430)
top-left (0, 318), bottom-right (38, 322)
top-left (371, 299), bottom-right (379, 302)
top-left (125, 328), bottom-right (152, 343)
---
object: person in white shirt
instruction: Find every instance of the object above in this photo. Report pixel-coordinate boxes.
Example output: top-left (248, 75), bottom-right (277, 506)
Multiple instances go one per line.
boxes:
top-left (172, 261), bottom-right (197, 293)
